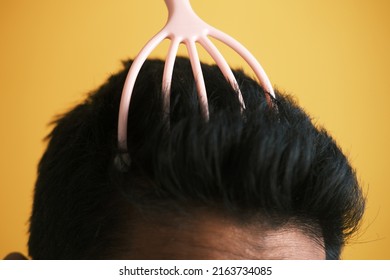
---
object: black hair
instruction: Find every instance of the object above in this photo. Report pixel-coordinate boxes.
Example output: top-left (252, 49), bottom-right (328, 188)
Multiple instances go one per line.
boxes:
top-left (28, 57), bottom-right (365, 259)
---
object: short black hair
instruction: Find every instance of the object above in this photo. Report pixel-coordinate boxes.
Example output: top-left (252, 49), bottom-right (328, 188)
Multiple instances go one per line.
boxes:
top-left (28, 57), bottom-right (365, 259)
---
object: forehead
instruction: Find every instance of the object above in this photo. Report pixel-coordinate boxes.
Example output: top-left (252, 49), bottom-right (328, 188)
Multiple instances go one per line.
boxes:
top-left (126, 209), bottom-right (325, 260)
top-left (255, 228), bottom-right (325, 259)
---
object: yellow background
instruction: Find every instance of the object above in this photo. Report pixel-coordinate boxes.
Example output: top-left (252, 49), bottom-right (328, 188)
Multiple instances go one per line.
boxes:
top-left (1, 0), bottom-right (389, 259)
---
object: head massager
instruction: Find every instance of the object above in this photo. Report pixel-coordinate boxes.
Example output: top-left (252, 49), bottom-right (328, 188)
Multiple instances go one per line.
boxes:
top-left (118, 0), bottom-right (274, 151)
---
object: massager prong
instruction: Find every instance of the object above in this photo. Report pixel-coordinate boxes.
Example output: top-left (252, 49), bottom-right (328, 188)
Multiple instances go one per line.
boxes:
top-left (118, 31), bottom-right (167, 151)
top-left (186, 40), bottom-right (209, 120)
top-left (198, 36), bottom-right (245, 110)
top-left (119, 0), bottom-right (274, 151)
top-left (209, 28), bottom-right (275, 102)
top-left (162, 38), bottom-right (181, 116)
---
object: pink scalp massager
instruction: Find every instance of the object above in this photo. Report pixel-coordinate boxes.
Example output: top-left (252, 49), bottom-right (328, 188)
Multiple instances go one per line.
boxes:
top-left (118, 0), bottom-right (274, 151)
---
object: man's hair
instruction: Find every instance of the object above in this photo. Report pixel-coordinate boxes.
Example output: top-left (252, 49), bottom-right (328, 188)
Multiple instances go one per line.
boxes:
top-left (28, 57), bottom-right (365, 259)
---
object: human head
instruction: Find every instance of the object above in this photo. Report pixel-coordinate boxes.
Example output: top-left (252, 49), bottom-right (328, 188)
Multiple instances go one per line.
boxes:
top-left (28, 57), bottom-right (365, 259)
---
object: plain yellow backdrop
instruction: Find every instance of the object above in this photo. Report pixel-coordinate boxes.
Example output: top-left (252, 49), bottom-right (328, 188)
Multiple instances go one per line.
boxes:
top-left (1, 0), bottom-right (389, 259)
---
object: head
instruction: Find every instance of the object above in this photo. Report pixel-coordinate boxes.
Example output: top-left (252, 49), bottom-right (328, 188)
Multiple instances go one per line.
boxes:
top-left (28, 57), bottom-right (364, 259)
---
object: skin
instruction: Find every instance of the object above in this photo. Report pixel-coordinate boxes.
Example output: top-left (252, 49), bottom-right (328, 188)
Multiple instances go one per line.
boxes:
top-left (4, 210), bottom-right (325, 260)
top-left (125, 209), bottom-right (325, 260)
